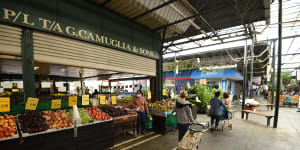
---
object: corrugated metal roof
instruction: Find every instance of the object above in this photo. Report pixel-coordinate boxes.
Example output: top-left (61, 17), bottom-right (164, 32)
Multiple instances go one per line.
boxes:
top-left (91, 0), bottom-right (270, 43)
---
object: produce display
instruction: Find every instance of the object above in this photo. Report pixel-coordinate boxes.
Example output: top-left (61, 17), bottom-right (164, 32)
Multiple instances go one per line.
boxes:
top-left (148, 100), bottom-right (174, 112)
top-left (121, 95), bottom-right (134, 103)
top-left (126, 108), bottom-right (137, 115)
top-left (0, 114), bottom-right (17, 138)
top-left (86, 107), bottom-right (112, 121)
top-left (99, 106), bottom-right (128, 117)
top-left (188, 85), bottom-right (221, 113)
top-left (18, 112), bottom-right (49, 133)
top-left (42, 110), bottom-right (73, 129)
top-left (70, 108), bottom-right (93, 124)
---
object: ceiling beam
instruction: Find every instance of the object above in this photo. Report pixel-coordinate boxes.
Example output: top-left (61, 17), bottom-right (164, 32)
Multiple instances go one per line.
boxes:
top-left (131, 0), bottom-right (178, 20)
top-left (154, 2), bottom-right (235, 32)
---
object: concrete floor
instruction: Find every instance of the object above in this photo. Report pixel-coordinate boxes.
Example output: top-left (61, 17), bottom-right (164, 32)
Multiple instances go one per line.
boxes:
top-left (115, 97), bottom-right (300, 150)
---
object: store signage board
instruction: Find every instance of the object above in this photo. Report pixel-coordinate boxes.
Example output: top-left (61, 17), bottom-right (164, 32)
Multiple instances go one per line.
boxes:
top-left (200, 79), bottom-right (207, 85)
top-left (17, 82), bottom-right (23, 88)
top-left (68, 96), bottom-right (77, 107)
top-left (111, 96), bottom-right (117, 105)
top-left (82, 95), bottom-right (89, 105)
top-left (100, 96), bottom-right (106, 104)
top-left (0, 88), bottom-right (4, 93)
top-left (25, 97), bottom-right (39, 110)
top-left (0, 6), bottom-right (159, 59)
top-left (3, 82), bottom-right (12, 89)
top-left (41, 82), bottom-right (51, 88)
top-left (58, 87), bottom-right (66, 92)
top-left (51, 99), bottom-right (61, 109)
top-left (0, 97), bottom-right (10, 112)
top-left (56, 82), bottom-right (64, 88)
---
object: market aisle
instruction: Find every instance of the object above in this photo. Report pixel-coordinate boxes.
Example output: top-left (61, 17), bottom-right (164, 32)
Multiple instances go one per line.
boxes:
top-left (124, 97), bottom-right (300, 150)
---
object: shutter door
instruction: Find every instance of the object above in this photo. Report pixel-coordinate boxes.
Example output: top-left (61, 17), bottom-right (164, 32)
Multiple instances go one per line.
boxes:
top-left (0, 24), bottom-right (22, 56)
top-left (33, 31), bottom-right (156, 76)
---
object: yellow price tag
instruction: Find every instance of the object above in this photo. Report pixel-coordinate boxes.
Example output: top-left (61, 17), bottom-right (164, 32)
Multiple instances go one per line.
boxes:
top-left (51, 99), bottom-right (61, 109)
top-left (148, 91), bottom-right (151, 99)
top-left (111, 96), bottom-right (116, 105)
top-left (100, 96), bottom-right (106, 104)
top-left (163, 89), bottom-right (167, 96)
top-left (68, 96), bottom-right (77, 107)
top-left (25, 97), bottom-right (39, 110)
top-left (12, 89), bottom-right (19, 92)
top-left (0, 97), bottom-right (10, 112)
top-left (82, 95), bottom-right (89, 105)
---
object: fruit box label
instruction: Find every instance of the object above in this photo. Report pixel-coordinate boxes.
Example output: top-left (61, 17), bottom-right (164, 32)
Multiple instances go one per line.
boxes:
top-left (0, 97), bottom-right (10, 112)
top-left (51, 99), bottom-right (61, 109)
top-left (25, 97), bottom-right (39, 110)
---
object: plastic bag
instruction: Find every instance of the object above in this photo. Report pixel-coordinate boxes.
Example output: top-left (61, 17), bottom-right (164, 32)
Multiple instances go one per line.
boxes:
top-left (145, 118), bottom-right (153, 129)
top-left (165, 113), bottom-right (177, 128)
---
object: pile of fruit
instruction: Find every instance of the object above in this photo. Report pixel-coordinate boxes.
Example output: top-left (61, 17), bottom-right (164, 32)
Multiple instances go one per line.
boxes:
top-left (69, 108), bottom-right (93, 124)
top-left (0, 114), bottom-right (17, 138)
top-left (126, 109), bottom-right (137, 115)
top-left (18, 112), bottom-right (49, 133)
top-left (86, 107), bottom-right (112, 121)
top-left (122, 95), bottom-right (134, 103)
top-left (99, 106), bottom-right (128, 117)
top-left (42, 110), bottom-right (73, 129)
top-left (148, 100), bottom-right (174, 112)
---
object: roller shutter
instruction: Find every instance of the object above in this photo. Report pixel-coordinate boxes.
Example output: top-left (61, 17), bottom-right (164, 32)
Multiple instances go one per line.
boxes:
top-left (0, 24), bottom-right (22, 56)
top-left (33, 31), bottom-right (156, 76)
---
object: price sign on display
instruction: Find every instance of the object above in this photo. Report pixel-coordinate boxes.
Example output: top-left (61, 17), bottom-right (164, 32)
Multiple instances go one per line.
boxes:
top-left (111, 96), bottom-right (117, 105)
top-left (0, 97), bottom-right (10, 112)
top-left (100, 96), bottom-right (106, 104)
top-left (82, 95), bottom-right (90, 105)
top-left (163, 89), bottom-right (167, 96)
top-left (68, 96), bottom-right (77, 107)
top-left (25, 97), bottom-right (39, 110)
top-left (51, 99), bottom-right (61, 109)
top-left (148, 91), bottom-right (151, 99)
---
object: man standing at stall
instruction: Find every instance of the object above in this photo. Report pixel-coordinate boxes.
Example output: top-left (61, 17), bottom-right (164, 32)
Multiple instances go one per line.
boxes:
top-left (128, 90), bottom-right (149, 135)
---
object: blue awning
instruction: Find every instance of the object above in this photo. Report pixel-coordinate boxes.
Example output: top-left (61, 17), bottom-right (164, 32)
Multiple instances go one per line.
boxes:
top-left (191, 68), bottom-right (243, 80)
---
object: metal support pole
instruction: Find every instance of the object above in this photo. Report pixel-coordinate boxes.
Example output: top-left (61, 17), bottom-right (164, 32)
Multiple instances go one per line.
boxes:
top-left (22, 28), bottom-right (36, 101)
top-left (174, 52), bottom-right (177, 95)
top-left (274, 0), bottom-right (282, 128)
top-left (250, 38), bottom-right (254, 98)
top-left (242, 39), bottom-right (248, 119)
top-left (271, 41), bottom-right (276, 110)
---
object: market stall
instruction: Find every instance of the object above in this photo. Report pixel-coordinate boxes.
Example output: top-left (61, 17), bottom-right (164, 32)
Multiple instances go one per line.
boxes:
top-left (148, 101), bottom-right (175, 134)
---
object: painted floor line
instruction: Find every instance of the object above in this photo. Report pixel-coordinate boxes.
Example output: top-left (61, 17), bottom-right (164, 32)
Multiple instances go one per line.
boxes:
top-left (120, 134), bottom-right (162, 150)
top-left (113, 132), bottom-right (155, 148)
